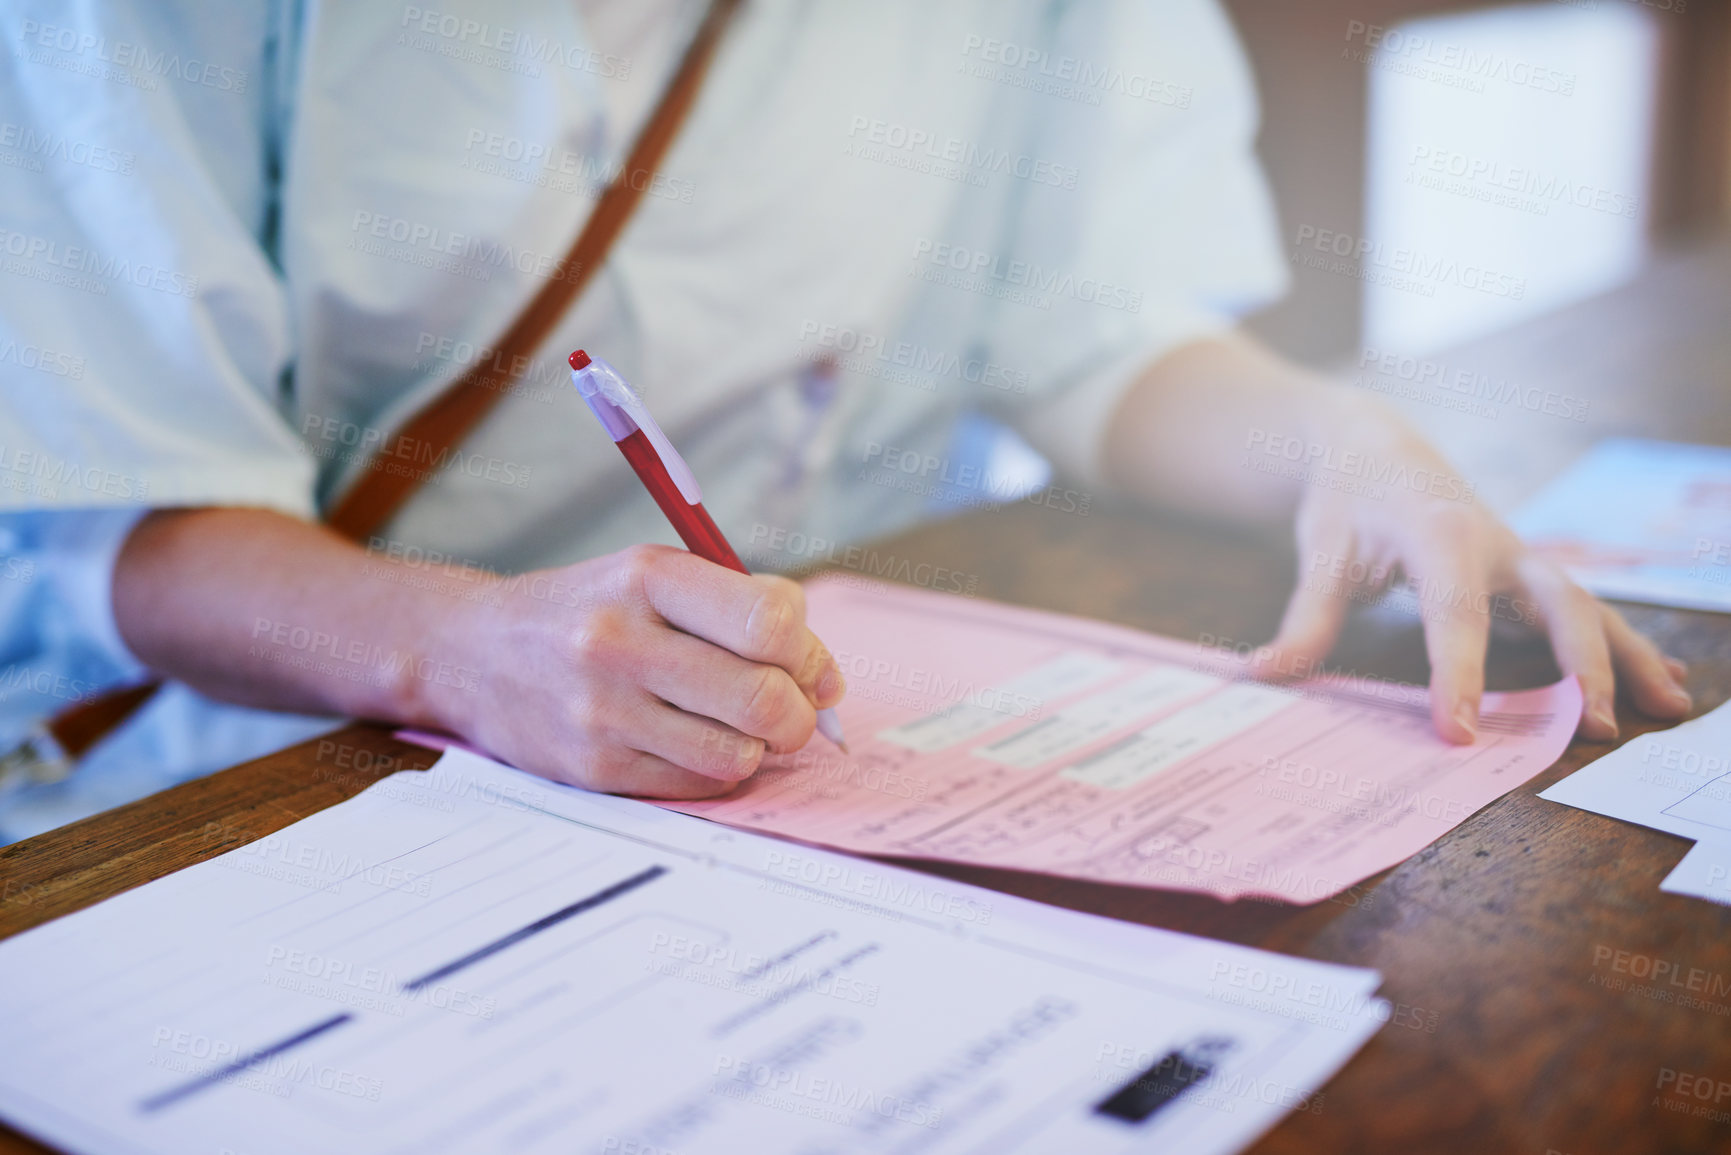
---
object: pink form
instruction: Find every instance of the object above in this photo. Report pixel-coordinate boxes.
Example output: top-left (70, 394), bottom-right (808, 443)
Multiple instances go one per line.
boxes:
top-left (402, 577), bottom-right (1580, 904)
top-left (658, 577), bottom-right (1581, 904)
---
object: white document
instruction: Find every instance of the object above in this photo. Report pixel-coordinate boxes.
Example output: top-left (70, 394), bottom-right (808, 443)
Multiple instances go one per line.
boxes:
top-left (1659, 841), bottom-right (1731, 907)
top-left (1540, 700), bottom-right (1731, 844)
top-left (0, 750), bottom-right (1387, 1155)
top-left (1541, 700), bottom-right (1731, 906)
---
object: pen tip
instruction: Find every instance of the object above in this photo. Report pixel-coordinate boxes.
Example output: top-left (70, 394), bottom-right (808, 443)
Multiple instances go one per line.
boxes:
top-left (814, 707), bottom-right (848, 754)
top-left (569, 349), bottom-right (591, 371)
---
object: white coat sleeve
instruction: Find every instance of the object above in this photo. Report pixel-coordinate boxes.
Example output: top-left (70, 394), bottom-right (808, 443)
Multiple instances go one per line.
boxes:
top-left (976, 0), bottom-right (1290, 486)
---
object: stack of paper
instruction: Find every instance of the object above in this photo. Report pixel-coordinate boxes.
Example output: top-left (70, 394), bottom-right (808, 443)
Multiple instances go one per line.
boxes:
top-left (0, 750), bottom-right (1387, 1155)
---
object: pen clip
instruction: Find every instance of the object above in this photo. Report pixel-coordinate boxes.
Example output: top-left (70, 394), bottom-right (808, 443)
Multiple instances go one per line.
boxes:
top-left (572, 356), bottom-right (704, 505)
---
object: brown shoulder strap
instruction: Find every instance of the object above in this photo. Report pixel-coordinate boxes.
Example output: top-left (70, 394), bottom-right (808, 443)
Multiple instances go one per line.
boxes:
top-left (6, 0), bottom-right (744, 783)
top-left (326, 0), bottom-right (742, 541)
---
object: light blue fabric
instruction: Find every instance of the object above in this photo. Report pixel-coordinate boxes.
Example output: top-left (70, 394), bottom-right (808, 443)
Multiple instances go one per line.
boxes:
top-left (0, 509), bottom-right (144, 750)
top-left (0, 1), bottom-right (329, 842)
top-left (0, 508), bottom-right (338, 843)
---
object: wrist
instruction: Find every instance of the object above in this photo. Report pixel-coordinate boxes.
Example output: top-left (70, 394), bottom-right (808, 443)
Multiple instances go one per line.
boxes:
top-left (1299, 378), bottom-right (1422, 458)
top-left (1297, 371), bottom-right (1378, 437)
top-left (376, 570), bottom-right (496, 737)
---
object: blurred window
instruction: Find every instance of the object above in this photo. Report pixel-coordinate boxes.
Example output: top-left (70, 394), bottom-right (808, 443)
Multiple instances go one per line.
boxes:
top-left (1362, 2), bottom-right (1660, 352)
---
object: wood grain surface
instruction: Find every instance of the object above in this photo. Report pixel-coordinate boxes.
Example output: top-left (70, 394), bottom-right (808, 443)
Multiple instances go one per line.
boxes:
top-left (4, 246), bottom-right (1731, 1154)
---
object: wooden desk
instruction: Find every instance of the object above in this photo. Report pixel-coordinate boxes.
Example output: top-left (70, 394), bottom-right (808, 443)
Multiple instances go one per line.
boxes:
top-left (5, 244), bottom-right (1731, 1154)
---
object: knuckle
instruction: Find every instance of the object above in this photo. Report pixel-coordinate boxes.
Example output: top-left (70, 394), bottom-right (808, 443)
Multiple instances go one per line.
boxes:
top-left (616, 542), bottom-right (663, 576)
top-left (570, 608), bottom-right (633, 668)
top-left (613, 544), bottom-right (667, 605)
top-left (764, 574), bottom-right (806, 614)
top-left (738, 666), bottom-right (793, 735)
top-left (744, 583), bottom-right (801, 660)
top-left (695, 728), bottom-right (764, 779)
top-left (796, 639), bottom-right (829, 688)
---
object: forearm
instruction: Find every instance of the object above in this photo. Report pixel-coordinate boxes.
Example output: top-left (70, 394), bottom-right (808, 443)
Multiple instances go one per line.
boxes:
top-left (112, 508), bottom-right (480, 729)
top-left (1102, 331), bottom-right (1410, 528)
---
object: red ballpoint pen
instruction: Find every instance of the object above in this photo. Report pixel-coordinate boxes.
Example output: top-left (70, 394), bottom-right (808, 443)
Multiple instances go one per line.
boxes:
top-left (568, 349), bottom-right (848, 753)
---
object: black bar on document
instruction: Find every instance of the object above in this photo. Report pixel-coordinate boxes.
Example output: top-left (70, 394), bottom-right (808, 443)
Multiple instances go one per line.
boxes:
top-left (139, 1013), bottom-right (354, 1113)
top-left (1094, 1039), bottom-right (1232, 1125)
top-left (400, 864), bottom-right (669, 993)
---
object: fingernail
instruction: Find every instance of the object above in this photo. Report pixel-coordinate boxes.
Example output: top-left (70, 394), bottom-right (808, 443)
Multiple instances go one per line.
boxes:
top-left (1664, 683), bottom-right (1693, 713)
top-left (1664, 657), bottom-right (1688, 680)
top-left (817, 665), bottom-right (845, 704)
top-left (1453, 700), bottom-right (1478, 741)
top-left (1590, 704), bottom-right (1619, 739)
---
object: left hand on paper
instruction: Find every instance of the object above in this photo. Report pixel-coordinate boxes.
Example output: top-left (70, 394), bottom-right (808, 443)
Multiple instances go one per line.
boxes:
top-left (1104, 332), bottom-right (1693, 743)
